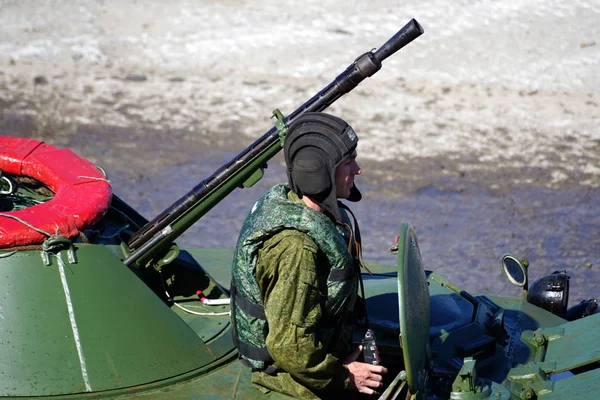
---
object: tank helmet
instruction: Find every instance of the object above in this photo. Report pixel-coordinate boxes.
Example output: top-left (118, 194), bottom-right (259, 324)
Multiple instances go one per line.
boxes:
top-left (284, 112), bottom-right (361, 222)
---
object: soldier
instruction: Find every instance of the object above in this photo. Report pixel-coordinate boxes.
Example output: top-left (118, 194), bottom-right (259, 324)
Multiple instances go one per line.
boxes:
top-left (231, 112), bottom-right (387, 398)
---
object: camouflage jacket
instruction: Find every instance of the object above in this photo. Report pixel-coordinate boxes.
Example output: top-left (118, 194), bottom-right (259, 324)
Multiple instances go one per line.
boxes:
top-left (231, 184), bottom-right (361, 398)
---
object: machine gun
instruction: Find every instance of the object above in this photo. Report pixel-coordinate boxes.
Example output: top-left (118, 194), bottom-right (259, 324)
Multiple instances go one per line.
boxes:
top-left (124, 18), bottom-right (424, 268)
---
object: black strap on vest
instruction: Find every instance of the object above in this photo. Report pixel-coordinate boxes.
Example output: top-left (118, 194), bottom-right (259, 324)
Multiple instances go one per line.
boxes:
top-left (237, 341), bottom-right (273, 362)
top-left (328, 266), bottom-right (357, 281)
top-left (230, 281), bottom-right (275, 369)
top-left (231, 282), bottom-right (267, 320)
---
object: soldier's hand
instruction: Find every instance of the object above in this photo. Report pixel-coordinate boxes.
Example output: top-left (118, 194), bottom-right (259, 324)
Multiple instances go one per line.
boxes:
top-left (343, 345), bottom-right (388, 395)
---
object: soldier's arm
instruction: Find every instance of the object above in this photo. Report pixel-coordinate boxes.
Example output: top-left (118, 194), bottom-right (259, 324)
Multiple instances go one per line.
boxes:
top-left (255, 230), bottom-right (351, 393)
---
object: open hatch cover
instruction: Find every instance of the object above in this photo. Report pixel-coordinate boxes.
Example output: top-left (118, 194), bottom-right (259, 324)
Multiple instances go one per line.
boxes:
top-left (397, 222), bottom-right (430, 395)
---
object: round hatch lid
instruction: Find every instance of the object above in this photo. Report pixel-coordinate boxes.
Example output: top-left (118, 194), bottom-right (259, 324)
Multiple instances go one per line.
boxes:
top-left (396, 222), bottom-right (430, 395)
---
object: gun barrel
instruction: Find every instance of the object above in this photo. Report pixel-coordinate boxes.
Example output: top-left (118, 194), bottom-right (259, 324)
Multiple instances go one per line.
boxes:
top-left (125, 19), bottom-right (424, 267)
top-left (374, 18), bottom-right (424, 64)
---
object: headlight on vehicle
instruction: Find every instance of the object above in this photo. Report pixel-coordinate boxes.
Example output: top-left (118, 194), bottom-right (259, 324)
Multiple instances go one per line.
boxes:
top-left (527, 271), bottom-right (570, 318)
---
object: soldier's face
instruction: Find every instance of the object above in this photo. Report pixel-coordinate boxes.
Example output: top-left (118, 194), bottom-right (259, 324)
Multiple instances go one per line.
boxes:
top-left (335, 151), bottom-right (361, 199)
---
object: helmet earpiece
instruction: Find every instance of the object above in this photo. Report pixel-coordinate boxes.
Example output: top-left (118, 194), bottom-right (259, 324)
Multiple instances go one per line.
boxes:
top-left (290, 147), bottom-right (331, 197)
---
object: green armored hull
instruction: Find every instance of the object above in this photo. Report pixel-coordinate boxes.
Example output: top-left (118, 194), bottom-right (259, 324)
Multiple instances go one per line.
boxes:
top-left (2, 220), bottom-right (598, 399)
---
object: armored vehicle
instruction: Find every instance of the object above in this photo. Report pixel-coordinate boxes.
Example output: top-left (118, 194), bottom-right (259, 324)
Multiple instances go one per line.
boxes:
top-left (1, 18), bottom-right (598, 400)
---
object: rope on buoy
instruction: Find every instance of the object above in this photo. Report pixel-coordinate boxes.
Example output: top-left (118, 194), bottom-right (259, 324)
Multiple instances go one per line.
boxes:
top-left (0, 213), bottom-right (53, 237)
top-left (78, 175), bottom-right (112, 185)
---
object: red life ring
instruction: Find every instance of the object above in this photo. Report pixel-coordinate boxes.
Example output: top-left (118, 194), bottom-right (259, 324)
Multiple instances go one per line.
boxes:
top-left (0, 136), bottom-right (112, 248)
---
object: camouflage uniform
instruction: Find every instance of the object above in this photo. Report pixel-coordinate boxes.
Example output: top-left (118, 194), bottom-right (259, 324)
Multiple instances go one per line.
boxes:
top-left (231, 184), bottom-right (361, 399)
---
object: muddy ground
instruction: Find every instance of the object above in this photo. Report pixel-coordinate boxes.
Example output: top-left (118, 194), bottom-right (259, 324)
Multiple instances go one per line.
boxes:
top-left (1, 0), bottom-right (599, 303)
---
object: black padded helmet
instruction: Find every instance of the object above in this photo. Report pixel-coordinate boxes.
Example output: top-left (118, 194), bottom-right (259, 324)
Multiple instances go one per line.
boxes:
top-left (284, 112), bottom-right (361, 222)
